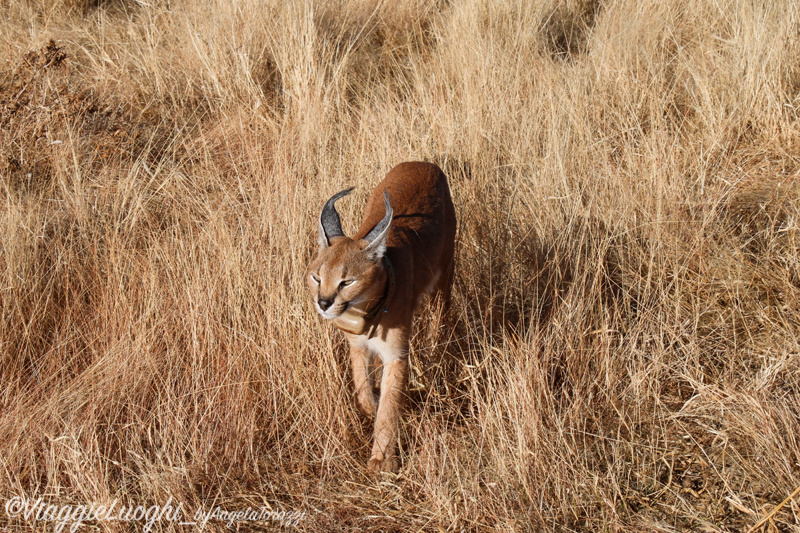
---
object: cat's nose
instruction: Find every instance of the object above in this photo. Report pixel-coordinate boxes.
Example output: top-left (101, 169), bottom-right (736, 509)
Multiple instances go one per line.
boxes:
top-left (318, 298), bottom-right (334, 311)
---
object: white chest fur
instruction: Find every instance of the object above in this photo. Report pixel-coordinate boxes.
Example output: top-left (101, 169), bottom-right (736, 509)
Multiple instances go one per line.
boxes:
top-left (352, 334), bottom-right (404, 364)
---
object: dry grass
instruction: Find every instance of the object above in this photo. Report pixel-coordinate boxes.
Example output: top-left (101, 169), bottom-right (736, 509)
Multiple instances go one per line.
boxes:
top-left (2, 0), bottom-right (800, 531)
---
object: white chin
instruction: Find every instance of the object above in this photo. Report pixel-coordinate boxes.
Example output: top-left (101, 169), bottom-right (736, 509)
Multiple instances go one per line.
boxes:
top-left (317, 308), bottom-right (341, 320)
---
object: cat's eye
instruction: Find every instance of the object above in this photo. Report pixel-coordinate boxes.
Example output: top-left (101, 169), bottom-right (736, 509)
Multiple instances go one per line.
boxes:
top-left (339, 280), bottom-right (355, 288)
top-left (311, 274), bottom-right (320, 283)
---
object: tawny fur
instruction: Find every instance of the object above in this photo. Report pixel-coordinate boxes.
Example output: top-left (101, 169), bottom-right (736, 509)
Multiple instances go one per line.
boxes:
top-left (306, 161), bottom-right (456, 472)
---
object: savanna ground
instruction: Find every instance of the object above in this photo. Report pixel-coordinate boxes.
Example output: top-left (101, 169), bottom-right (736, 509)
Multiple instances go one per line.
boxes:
top-left (1, 0), bottom-right (800, 531)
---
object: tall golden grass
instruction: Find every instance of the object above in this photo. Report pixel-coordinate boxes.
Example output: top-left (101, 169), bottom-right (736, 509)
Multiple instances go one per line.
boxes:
top-left (2, 0), bottom-right (799, 530)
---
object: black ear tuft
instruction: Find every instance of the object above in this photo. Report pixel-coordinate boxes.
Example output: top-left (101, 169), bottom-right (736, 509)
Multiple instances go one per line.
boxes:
top-left (363, 190), bottom-right (392, 261)
top-left (318, 187), bottom-right (354, 248)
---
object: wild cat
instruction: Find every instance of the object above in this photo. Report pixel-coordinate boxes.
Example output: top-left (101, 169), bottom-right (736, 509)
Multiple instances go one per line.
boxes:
top-left (306, 162), bottom-right (456, 472)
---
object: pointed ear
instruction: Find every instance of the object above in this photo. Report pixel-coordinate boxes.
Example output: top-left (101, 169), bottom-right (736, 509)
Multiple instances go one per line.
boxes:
top-left (318, 187), bottom-right (354, 250)
top-left (363, 190), bottom-right (392, 261)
